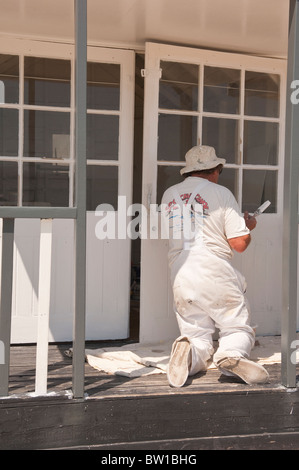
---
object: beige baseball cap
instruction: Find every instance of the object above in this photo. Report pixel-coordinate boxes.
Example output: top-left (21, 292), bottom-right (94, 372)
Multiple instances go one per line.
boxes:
top-left (180, 145), bottom-right (226, 176)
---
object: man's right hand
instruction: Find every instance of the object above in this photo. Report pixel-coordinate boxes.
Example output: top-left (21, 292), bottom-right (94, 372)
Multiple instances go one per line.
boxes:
top-left (244, 211), bottom-right (257, 231)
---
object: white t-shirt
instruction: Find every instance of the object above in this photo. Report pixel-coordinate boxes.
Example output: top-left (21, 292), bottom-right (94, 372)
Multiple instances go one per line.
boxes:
top-left (161, 176), bottom-right (250, 266)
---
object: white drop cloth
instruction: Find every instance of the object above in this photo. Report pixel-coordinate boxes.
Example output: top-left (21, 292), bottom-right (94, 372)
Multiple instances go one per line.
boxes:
top-left (65, 334), bottom-right (299, 378)
top-left (85, 342), bottom-right (171, 377)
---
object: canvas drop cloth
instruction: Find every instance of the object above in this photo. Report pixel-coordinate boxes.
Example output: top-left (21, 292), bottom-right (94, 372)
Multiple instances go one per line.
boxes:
top-left (65, 334), bottom-right (299, 378)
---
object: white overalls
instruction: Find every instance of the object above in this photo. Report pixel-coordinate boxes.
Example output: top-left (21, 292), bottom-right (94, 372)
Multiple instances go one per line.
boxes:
top-left (164, 180), bottom-right (255, 376)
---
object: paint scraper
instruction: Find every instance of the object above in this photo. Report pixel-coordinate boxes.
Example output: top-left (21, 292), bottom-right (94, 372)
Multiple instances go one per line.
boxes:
top-left (252, 200), bottom-right (271, 217)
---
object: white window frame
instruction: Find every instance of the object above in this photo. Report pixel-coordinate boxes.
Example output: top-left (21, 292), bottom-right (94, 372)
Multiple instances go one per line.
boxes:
top-left (0, 38), bottom-right (134, 210)
top-left (143, 42), bottom-right (287, 214)
top-left (0, 39), bottom-right (74, 207)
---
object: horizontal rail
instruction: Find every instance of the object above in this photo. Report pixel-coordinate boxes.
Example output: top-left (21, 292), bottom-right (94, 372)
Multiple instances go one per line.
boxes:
top-left (0, 207), bottom-right (77, 219)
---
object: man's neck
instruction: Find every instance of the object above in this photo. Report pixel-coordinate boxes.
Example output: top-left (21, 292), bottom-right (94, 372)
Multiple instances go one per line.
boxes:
top-left (188, 172), bottom-right (214, 182)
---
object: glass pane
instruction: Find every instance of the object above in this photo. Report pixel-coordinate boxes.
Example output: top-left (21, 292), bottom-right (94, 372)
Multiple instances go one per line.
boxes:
top-left (157, 165), bottom-right (183, 205)
top-left (87, 165), bottom-right (118, 211)
top-left (87, 114), bottom-right (119, 160)
top-left (0, 162), bottom-right (18, 206)
top-left (219, 168), bottom-right (238, 199)
top-left (23, 163), bottom-right (69, 206)
top-left (24, 110), bottom-right (70, 159)
top-left (0, 109), bottom-right (19, 156)
top-left (87, 62), bottom-right (120, 110)
top-left (243, 121), bottom-right (278, 165)
top-left (24, 57), bottom-right (71, 107)
top-left (245, 71), bottom-right (280, 117)
top-left (0, 54), bottom-right (19, 104)
top-left (157, 166), bottom-right (239, 204)
top-left (202, 117), bottom-right (239, 164)
top-left (158, 114), bottom-right (197, 161)
top-left (159, 61), bottom-right (199, 111)
top-left (242, 170), bottom-right (277, 213)
top-left (204, 66), bottom-right (240, 114)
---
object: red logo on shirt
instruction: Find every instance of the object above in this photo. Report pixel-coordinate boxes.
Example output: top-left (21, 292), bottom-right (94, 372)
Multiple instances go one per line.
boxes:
top-left (165, 193), bottom-right (209, 215)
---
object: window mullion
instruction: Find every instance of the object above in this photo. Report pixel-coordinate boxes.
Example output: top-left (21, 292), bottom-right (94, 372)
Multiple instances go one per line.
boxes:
top-left (237, 68), bottom-right (245, 210)
top-left (69, 54), bottom-right (75, 208)
top-left (19, 54), bottom-right (24, 207)
top-left (198, 63), bottom-right (204, 145)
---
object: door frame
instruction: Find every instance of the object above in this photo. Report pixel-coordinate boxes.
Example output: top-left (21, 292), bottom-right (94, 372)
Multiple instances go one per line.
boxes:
top-left (0, 37), bottom-right (136, 342)
top-left (140, 42), bottom-right (287, 343)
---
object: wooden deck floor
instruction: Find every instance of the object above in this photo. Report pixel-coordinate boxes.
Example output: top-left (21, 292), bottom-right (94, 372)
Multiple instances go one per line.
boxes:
top-left (1, 341), bottom-right (299, 450)
top-left (6, 341), bottom-right (290, 397)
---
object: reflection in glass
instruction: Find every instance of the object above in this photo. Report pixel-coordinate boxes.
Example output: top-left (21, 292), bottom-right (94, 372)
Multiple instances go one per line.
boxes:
top-left (245, 71), bottom-right (280, 117)
top-left (87, 114), bottom-right (119, 160)
top-left (24, 57), bottom-right (71, 107)
top-left (204, 66), bottom-right (240, 114)
top-left (87, 62), bottom-right (120, 110)
top-left (159, 61), bottom-right (199, 111)
top-left (24, 110), bottom-right (70, 159)
top-left (157, 165), bottom-right (183, 205)
top-left (23, 163), bottom-right (69, 206)
top-left (219, 168), bottom-right (238, 199)
top-left (0, 162), bottom-right (18, 206)
top-left (242, 170), bottom-right (277, 213)
top-left (0, 109), bottom-right (19, 156)
top-left (0, 54), bottom-right (19, 104)
top-left (87, 165), bottom-right (118, 211)
top-left (158, 114), bottom-right (197, 161)
top-left (244, 121), bottom-right (278, 165)
top-left (202, 117), bottom-right (239, 164)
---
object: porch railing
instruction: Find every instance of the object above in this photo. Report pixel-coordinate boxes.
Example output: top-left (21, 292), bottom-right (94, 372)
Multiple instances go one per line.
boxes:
top-left (282, 0), bottom-right (299, 388)
top-left (0, 0), bottom-right (87, 399)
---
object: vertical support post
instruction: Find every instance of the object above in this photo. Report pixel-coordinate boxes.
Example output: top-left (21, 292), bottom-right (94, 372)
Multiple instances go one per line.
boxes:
top-left (282, 0), bottom-right (299, 388)
top-left (73, 0), bottom-right (87, 399)
top-left (35, 219), bottom-right (53, 395)
top-left (0, 219), bottom-right (15, 397)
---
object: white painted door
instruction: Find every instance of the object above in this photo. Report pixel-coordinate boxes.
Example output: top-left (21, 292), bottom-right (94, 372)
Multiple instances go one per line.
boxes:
top-left (0, 39), bottom-right (135, 343)
top-left (140, 42), bottom-right (286, 343)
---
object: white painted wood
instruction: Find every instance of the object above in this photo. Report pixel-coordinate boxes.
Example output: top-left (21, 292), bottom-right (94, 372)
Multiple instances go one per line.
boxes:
top-left (10, 216), bottom-right (133, 343)
top-left (85, 213), bottom-right (131, 340)
top-left (232, 215), bottom-right (284, 335)
top-left (35, 219), bottom-right (52, 395)
top-left (139, 44), bottom-right (180, 343)
top-left (3, 39), bottom-right (135, 343)
top-left (0, 0), bottom-right (289, 58)
top-left (140, 42), bottom-right (287, 344)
